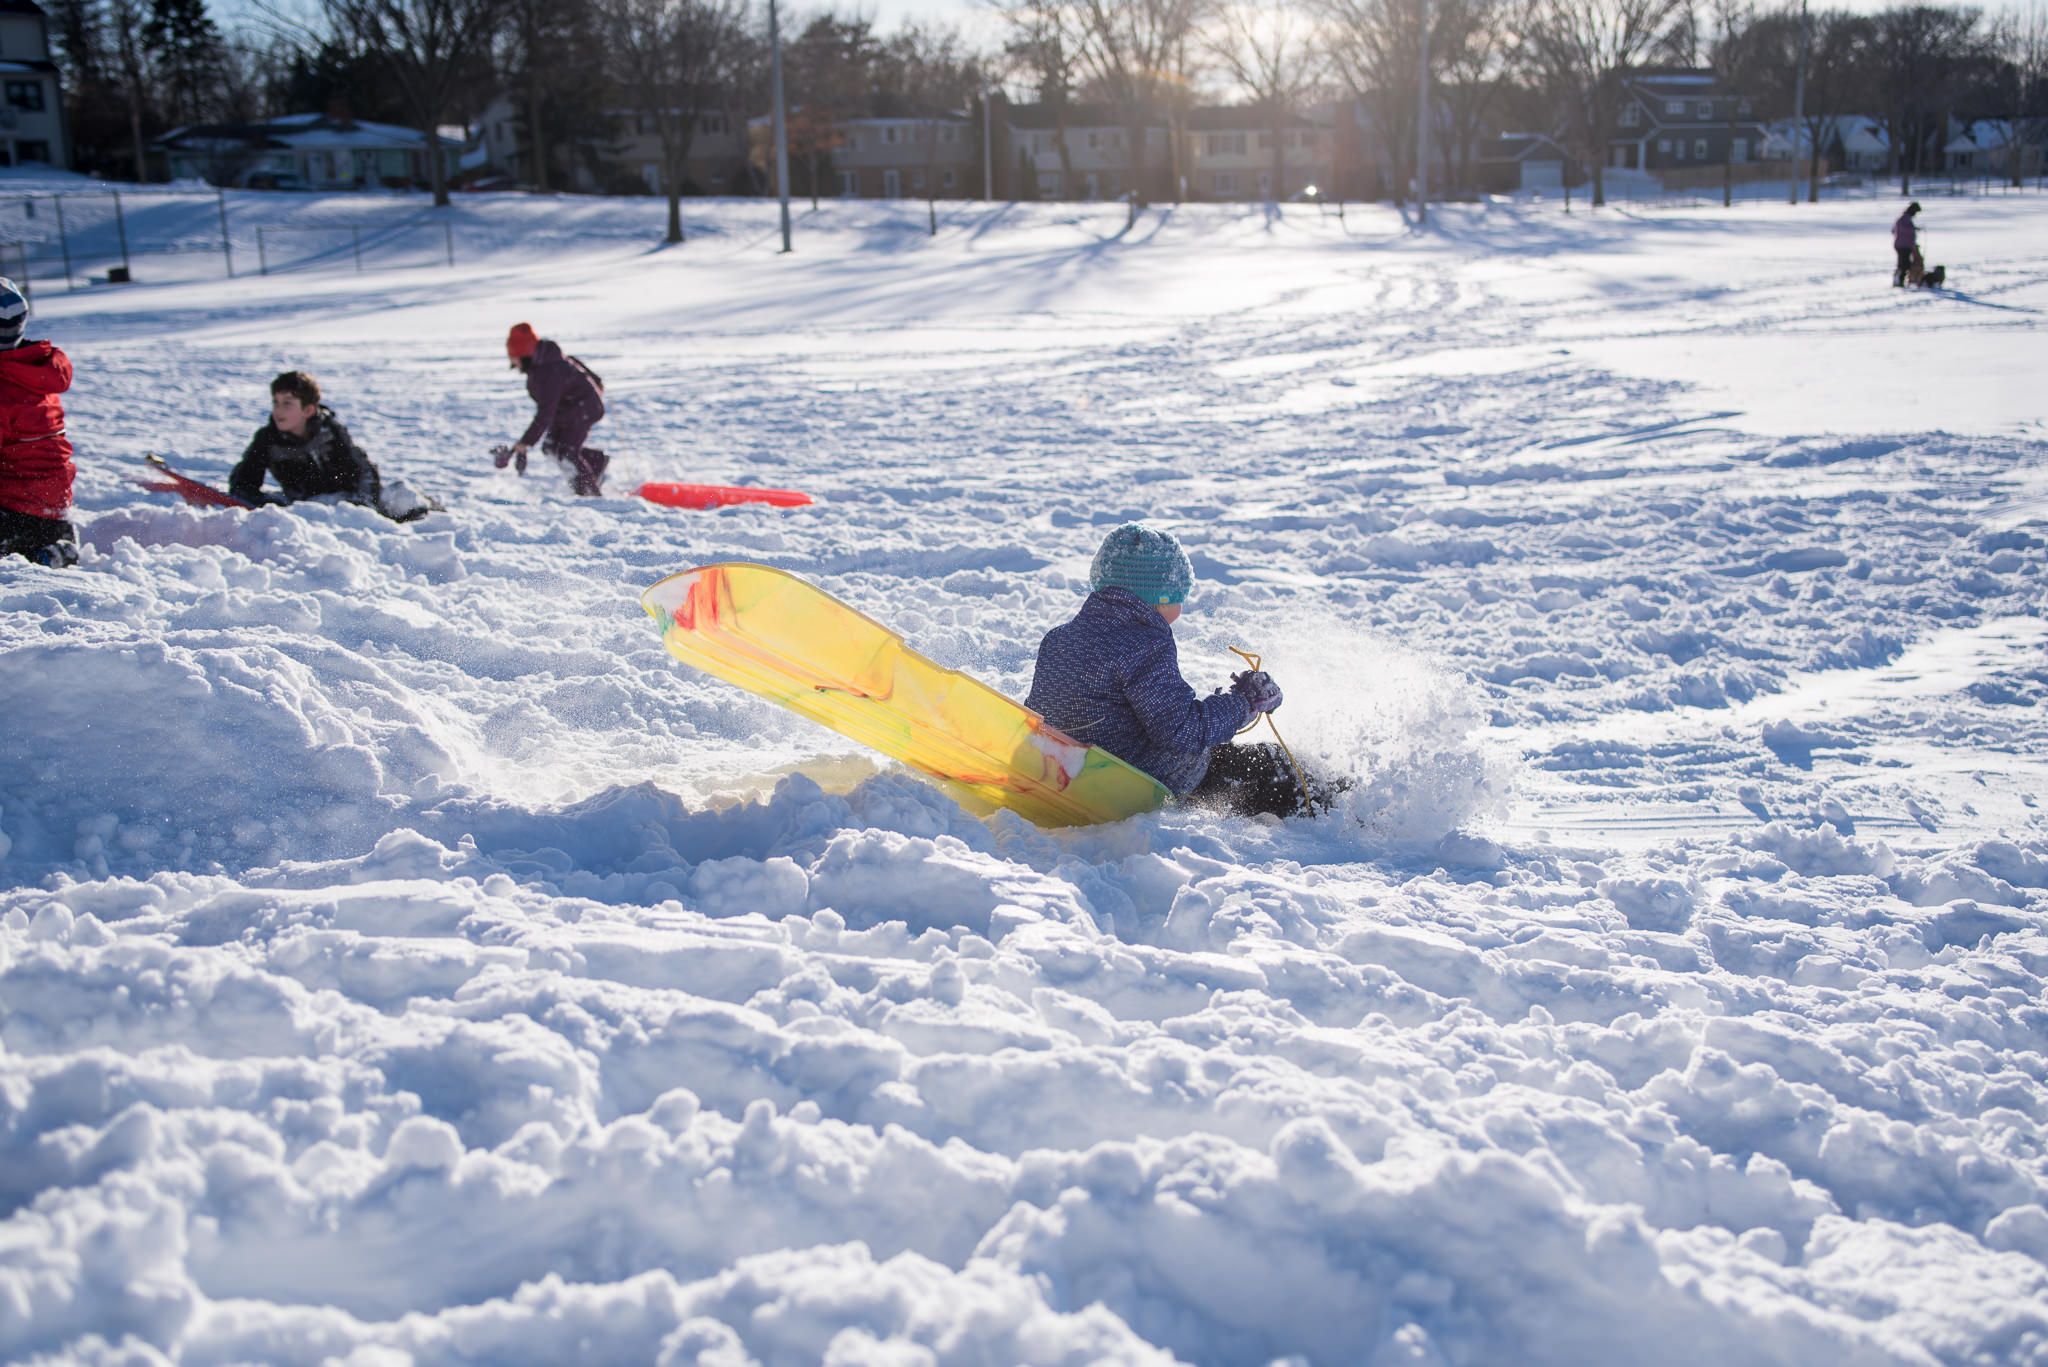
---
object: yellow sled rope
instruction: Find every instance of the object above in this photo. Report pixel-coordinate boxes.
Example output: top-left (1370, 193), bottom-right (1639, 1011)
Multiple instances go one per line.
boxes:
top-left (642, 563), bottom-right (1170, 827)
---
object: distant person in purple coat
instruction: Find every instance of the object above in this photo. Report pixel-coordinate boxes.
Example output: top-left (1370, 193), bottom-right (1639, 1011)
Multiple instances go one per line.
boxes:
top-left (500, 322), bottom-right (608, 496)
top-left (1892, 202), bottom-right (1921, 287)
top-left (1025, 522), bottom-right (1321, 818)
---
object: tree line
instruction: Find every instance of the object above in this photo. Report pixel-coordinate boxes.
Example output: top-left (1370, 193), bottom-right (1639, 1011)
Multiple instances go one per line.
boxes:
top-left (42, 0), bottom-right (2048, 220)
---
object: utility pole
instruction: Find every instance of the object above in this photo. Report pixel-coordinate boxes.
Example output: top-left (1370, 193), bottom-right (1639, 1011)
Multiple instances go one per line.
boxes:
top-left (984, 87), bottom-right (995, 201)
top-left (1416, 0), bottom-right (1430, 224)
top-left (1789, 0), bottom-right (1808, 205)
top-left (770, 0), bottom-right (793, 252)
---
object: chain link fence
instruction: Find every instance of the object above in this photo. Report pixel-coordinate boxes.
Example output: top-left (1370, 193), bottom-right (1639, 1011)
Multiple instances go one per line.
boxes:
top-left (0, 189), bottom-right (464, 292)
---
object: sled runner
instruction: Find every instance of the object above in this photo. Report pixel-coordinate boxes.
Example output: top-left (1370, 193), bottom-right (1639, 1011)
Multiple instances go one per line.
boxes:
top-left (642, 563), bottom-right (1169, 827)
top-left (638, 482), bottom-right (815, 511)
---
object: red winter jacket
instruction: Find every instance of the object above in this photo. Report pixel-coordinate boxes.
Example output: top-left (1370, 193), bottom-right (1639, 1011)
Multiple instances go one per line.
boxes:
top-left (0, 341), bottom-right (74, 520)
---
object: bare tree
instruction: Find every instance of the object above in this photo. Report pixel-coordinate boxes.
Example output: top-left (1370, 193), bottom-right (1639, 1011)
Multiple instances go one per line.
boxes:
top-left (992, 0), bottom-right (1083, 197)
top-left (1204, 0), bottom-right (1328, 201)
top-left (1523, 0), bottom-right (1683, 205)
top-left (321, 0), bottom-right (509, 205)
top-left (1987, 2), bottom-right (2047, 186)
top-left (1431, 0), bottom-right (1522, 192)
top-left (1320, 0), bottom-right (1427, 203)
top-left (1070, 0), bottom-right (1211, 221)
top-left (1869, 4), bottom-right (1983, 195)
top-left (602, 0), bottom-right (748, 241)
top-left (110, 0), bottom-right (152, 180)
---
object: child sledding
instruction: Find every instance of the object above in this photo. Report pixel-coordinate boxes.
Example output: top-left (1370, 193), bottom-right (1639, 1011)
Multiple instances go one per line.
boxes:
top-left (642, 523), bottom-right (1344, 828)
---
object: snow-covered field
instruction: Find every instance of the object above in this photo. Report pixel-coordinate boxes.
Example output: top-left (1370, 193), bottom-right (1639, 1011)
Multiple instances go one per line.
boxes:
top-left (3, 191), bottom-right (2045, 1366)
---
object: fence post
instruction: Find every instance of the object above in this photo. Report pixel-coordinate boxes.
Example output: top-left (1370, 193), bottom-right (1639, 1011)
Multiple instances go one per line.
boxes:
top-left (217, 187), bottom-right (234, 278)
top-left (443, 221), bottom-right (453, 268)
top-left (257, 226), bottom-right (267, 276)
top-left (353, 225), bottom-right (362, 272)
top-left (52, 195), bottom-right (72, 292)
top-left (112, 190), bottom-right (131, 278)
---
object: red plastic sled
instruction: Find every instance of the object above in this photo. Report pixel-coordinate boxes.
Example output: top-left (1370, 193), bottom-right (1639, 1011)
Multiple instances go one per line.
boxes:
top-left (637, 482), bottom-right (814, 510)
top-left (134, 455), bottom-right (251, 509)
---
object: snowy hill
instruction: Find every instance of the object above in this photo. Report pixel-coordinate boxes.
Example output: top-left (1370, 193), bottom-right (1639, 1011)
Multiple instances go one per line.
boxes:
top-left (2, 194), bottom-right (2045, 1366)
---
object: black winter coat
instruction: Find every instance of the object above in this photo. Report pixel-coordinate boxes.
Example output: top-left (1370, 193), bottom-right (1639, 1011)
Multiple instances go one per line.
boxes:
top-left (229, 407), bottom-right (382, 508)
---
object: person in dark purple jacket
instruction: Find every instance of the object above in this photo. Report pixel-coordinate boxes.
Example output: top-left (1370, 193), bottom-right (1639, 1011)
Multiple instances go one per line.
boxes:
top-left (1891, 202), bottom-right (1920, 287)
top-left (1025, 522), bottom-right (1314, 817)
top-left (500, 322), bottom-right (608, 495)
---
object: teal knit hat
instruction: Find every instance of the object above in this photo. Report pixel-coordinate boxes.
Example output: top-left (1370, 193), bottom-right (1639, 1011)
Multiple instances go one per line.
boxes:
top-left (1090, 522), bottom-right (1193, 605)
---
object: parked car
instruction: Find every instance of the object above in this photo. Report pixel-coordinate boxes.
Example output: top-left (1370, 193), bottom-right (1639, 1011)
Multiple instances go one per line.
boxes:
top-left (243, 170), bottom-right (309, 191)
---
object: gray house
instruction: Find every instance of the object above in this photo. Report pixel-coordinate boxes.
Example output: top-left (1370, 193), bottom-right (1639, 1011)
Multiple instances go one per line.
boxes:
top-left (1608, 69), bottom-right (1766, 174)
top-left (0, 0), bottom-right (67, 169)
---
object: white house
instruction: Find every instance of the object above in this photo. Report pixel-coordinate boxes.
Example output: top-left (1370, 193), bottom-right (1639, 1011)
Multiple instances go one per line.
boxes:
top-left (1944, 119), bottom-right (2043, 177)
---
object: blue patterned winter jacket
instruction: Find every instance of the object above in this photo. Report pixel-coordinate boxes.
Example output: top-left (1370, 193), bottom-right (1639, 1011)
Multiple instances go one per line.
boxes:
top-left (1024, 587), bottom-right (1253, 796)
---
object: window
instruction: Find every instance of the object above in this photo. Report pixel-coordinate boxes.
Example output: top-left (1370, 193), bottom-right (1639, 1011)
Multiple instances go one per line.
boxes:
top-left (1731, 138), bottom-right (1747, 162)
top-left (940, 168), bottom-right (955, 187)
top-left (1672, 139), bottom-right (1685, 160)
top-left (1697, 101), bottom-right (1712, 118)
top-left (1213, 171), bottom-right (1238, 195)
top-left (16, 140), bottom-right (48, 164)
top-left (1694, 138), bottom-right (1708, 158)
top-left (883, 168), bottom-right (900, 195)
top-left (1618, 104), bottom-right (1639, 128)
top-left (700, 113), bottom-right (726, 135)
top-left (639, 163), bottom-right (660, 192)
top-left (1665, 100), bottom-right (1684, 116)
top-left (637, 115), bottom-right (653, 135)
top-left (911, 169), bottom-right (924, 190)
top-left (837, 169), bottom-right (858, 196)
top-left (1657, 138), bottom-right (1671, 154)
top-left (884, 126), bottom-right (899, 144)
top-left (1204, 132), bottom-right (1246, 157)
top-left (4, 81), bottom-right (41, 112)
top-left (1738, 99), bottom-right (1751, 115)
top-left (940, 125), bottom-right (957, 143)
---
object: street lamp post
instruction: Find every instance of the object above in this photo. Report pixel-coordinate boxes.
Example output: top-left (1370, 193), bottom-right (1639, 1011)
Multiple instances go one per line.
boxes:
top-left (1790, 0), bottom-right (1808, 205)
top-left (769, 0), bottom-right (793, 252)
top-left (1416, 0), bottom-right (1430, 224)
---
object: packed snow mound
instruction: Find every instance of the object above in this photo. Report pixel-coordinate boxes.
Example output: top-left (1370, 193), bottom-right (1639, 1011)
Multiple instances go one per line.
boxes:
top-left (4, 195), bottom-right (2047, 1366)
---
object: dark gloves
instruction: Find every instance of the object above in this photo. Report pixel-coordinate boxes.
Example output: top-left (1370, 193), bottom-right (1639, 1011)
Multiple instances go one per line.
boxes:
top-left (1231, 669), bottom-right (1284, 716)
top-left (490, 444), bottom-right (528, 474)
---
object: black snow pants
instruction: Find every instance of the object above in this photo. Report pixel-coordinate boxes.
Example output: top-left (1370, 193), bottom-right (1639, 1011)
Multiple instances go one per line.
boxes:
top-left (1186, 742), bottom-right (1323, 818)
top-left (0, 507), bottom-right (77, 567)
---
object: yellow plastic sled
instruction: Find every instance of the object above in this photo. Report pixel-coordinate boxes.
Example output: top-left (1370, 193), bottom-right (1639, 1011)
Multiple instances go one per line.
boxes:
top-left (642, 563), bottom-right (1169, 827)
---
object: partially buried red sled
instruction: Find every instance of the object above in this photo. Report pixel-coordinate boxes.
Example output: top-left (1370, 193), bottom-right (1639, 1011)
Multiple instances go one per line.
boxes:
top-left (638, 482), bottom-right (814, 510)
top-left (133, 454), bottom-right (250, 508)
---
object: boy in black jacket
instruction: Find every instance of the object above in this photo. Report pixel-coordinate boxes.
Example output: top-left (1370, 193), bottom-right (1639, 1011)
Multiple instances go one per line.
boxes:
top-left (230, 370), bottom-right (413, 515)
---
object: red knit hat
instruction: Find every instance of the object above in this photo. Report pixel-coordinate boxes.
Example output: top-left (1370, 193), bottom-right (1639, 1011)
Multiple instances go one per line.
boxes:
top-left (506, 322), bottom-right (538, 365)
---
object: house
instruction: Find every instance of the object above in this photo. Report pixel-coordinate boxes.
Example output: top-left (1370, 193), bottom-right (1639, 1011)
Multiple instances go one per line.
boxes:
top-left (1761, 115), bottom-right (1888, 173)
top-left (994, 101), bottom-right (1170, 201)
top-left (466, 94), bottom-right (746, 194)
top-left (1944, 119), bottom-right (2044, 178)
top-left (152, 114), bottom-right (460, 189)
top-left (0, 0), bottom-right (67, 169)
top-left (1608, 69), bottom-right (1766, 174)
top-left (821, 114), bottom-right (976, 198)
top-left (1183, 106), bottom-right (1331, 201)
top-left (1473, 133), bottom-right (1568, 193)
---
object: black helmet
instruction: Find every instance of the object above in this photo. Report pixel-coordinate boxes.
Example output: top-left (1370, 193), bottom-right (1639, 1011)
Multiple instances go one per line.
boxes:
top-left (1907, 201), bottom-right (1922, 214)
